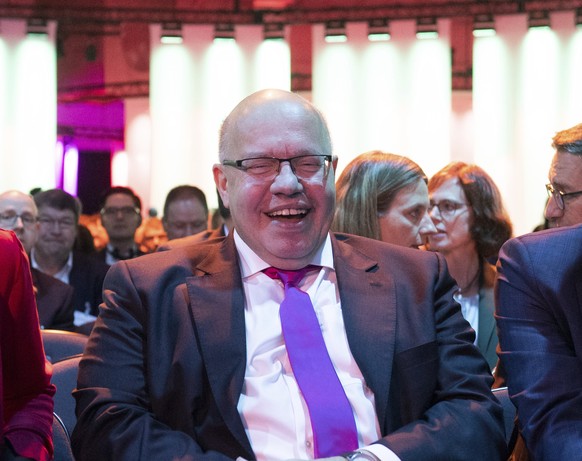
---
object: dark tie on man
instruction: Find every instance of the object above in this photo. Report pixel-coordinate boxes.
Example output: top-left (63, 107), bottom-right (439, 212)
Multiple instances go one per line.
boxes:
top-left (264, 266), bottom-right (359, 457)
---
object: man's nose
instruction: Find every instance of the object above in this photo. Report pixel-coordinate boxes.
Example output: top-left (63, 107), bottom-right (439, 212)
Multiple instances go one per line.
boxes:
top-left (544, 196), bottom-right (563, 220)
top-left (12, 216), bottom-right (25, 231)
top-left (271, 162), bottom-right (302, 194)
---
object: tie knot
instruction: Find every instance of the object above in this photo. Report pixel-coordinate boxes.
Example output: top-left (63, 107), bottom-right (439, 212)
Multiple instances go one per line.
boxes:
top-left (264, 265), bottom-right (318, 287)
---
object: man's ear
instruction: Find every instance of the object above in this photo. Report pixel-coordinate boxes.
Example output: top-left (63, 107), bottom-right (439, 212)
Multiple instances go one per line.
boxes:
top-left (213, 164), bottom-right (230, 209)
top-left (331, 155), bottom-right (339, 172)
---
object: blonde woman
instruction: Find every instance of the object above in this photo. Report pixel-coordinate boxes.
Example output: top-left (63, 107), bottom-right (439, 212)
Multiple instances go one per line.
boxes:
top-left (333, 151), bottom-right (436, 248)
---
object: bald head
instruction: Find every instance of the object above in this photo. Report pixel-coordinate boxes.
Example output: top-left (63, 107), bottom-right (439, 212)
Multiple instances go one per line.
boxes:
top-left (218, 89), bottom-right (332, 162)
top-left (212, 88), bottom-right (338, 269)
top-left (0, 190), bottom-right (39, 253)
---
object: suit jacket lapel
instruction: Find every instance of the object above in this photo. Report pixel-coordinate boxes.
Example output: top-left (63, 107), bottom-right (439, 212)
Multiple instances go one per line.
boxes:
top-left (185, 234), bottom-right (398, 450)
top-left (332, 235), bottom-right (396, 433)
top-left (186, 236), bottom-right (253, 458)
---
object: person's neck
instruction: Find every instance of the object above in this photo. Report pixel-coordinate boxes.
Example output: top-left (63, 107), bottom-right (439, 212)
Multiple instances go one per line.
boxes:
top-left (443, 249), bottom-right (481, 297)
top-left (34, 248), bottom-right (69, 277)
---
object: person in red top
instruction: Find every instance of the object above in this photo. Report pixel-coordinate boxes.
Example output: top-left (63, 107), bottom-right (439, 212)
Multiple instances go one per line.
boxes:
top-left (0, 230), bottom-right (55, 461)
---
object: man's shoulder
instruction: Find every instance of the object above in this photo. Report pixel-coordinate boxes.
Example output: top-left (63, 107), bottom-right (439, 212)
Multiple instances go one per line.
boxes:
top-left (503, 223), bottom-right (582, 253)
top-left (499, 225), bottom-right (582, 284)
top-left (332, 232), bottom-right (439, 268)
top-left (158, 229), bottom-right (225, 252)
top-left (333, 232), bottom-right (436, 257)
top-left (125, 234), bottom-right (229, 272)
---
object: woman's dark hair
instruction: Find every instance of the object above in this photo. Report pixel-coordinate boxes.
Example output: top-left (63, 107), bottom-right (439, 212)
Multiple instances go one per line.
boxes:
top-left (429, 162), bottom-right (512, 259)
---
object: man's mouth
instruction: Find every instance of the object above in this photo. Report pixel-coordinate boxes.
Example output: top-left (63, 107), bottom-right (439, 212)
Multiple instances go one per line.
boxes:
top-left (267, 208), bottom-right (309, 218)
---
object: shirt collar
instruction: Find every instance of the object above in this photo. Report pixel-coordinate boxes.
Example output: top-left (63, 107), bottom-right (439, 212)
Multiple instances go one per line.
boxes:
top-left (233, 230), bottom-right (334, 279)
top-left (30, 248), bottom-right (73, 283)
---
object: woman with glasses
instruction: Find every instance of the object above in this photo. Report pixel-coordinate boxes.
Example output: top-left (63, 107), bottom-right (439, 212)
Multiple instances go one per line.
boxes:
top-left (427, 162), bottom-right (512, 370)
top-left (333, 151), bottom-right (436, 248)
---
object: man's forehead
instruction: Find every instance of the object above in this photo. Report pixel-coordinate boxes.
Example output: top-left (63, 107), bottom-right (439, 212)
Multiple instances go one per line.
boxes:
top-left (0, 194), bottom-right (36, 213)
top-left (106, 193), bottom-right (135, 204)
top-left (551, 152), bottom-right (582, 182)
top-left (38, 205), bottom-right (75, 217)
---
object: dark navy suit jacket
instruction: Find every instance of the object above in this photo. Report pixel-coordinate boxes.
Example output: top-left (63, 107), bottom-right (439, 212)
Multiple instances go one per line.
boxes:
top-left (32, 267), bottom-right (75, 331)
top-left (72, 233), bottom-right (505, 460)
top-left (496, 224), bottom-right (582, 460)
top-left (69, 250), bottom-right (109, 317)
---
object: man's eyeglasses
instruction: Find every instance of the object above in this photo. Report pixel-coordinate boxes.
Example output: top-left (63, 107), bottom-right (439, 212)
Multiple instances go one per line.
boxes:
top-left (0, 212), bottom-right (37, 228)
top-left (38, 216), bottom-right (76, 229)
top-left (545, 183), bottom-right (582, 210)
top-left (222, 154), bottom-right (333, 181)
top-left (101, 206), bottom-right (141, 218)
top-left (429, 200), bottom-right (469, 221)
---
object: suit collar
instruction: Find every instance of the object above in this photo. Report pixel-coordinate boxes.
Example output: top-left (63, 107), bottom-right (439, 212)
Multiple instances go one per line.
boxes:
top-left (186, 235), bottom-right (254, 457)
top-left (331, 234), bottom-right (396, 431)
top-left (186, 233), bottom-right (398, 449)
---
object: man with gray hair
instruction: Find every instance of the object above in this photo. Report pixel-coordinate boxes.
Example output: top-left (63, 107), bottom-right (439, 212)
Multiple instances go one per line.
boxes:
top-left (0, 189), bottom-right (74, 331)
top-left (544, 122), bottom-right (582, 227)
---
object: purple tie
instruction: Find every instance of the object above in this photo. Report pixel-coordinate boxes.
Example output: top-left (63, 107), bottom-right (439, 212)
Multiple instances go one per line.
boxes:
top-left (264, 266), bottom-right (358, 457)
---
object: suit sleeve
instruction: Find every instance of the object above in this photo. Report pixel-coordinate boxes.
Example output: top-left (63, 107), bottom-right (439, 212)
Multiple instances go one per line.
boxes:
top-left (379, 252), bottom-right (506, 460)
top-left (0, 232), bottom-right (55, 461)
top-left (72, 261), bottom-right (234, 461)
top-left (495, 237), bottom-right (582, 460)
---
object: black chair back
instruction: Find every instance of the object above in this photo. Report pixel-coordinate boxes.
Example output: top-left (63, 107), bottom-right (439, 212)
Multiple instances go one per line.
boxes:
top-left (52, 354), bottom-right (83, 436)
top-left (53, 412), bottom-right (75, 461)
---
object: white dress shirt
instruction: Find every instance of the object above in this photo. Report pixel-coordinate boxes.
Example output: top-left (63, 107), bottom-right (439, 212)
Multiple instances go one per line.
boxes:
top-left (454, 292), bottom-right (480, 345)
top-left (234, 231), bottom-right (399, 461)
top-left (30, 248), bottom-right (73, 284)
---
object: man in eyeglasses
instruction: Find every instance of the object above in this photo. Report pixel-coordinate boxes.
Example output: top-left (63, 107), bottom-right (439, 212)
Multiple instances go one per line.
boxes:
top-left (96, 186), bottom-right (144, 265)
top-left (73, 89), bottom-right (505, 461)
top-left (32, 188), bottom-right (109, 333)
top-left (0, 189), bottom-right (74, 331)
top-left (494, 123), bottom-right (582, 459)
top-left (544, 122), bottom-right (582, 228)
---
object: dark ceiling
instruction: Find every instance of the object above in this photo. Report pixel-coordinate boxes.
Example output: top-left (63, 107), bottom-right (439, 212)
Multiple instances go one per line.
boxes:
top-left (2, 1), bottom-right (582, 30)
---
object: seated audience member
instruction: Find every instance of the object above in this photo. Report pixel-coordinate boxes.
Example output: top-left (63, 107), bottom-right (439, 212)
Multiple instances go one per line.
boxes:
top-left (97, 186), bottom-right (144, 264)
top-left (0, 190), bottom-right (74, 331)
top-left (159, 191), bottom-right (233, 251)
top-left (333, 151), bottom-right (436, 248)
top-left (427, 162), bottom-right (512, 370)
top-left (544, 122), bottom-right (582, 228)
top-left (72, 89), bottom-right (505, 460)
top-left (0, 230), bottom-right (55, 461)
top-left (135, 217), bottom-right (167, 253)
top-left (32, 189), bottom-right (109, 332)
top-left (162, 185), bottom-right (209, 240)
top-left (496, 224), bottom-right (582, 460)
